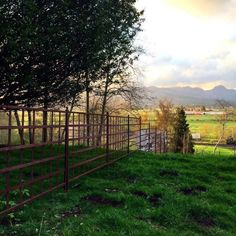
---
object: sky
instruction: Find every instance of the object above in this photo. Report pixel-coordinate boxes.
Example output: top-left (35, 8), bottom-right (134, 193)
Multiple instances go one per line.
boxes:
top-left (135, 0), bottom-right (236, 90)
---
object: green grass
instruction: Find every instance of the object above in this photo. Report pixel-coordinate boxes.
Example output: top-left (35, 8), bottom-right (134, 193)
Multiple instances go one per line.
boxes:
top-left (1, 151), bottom-right (236, 236)
top-left (195, 145), bottom-right (236, 157)
top-left (187, 114), bottom-right (236, 142)
top-left (0, 144), bottom-right (129, 214)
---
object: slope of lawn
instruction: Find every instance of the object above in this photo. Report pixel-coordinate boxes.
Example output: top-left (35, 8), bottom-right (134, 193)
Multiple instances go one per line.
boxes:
top-left (1, 151), bottom-right (236, 236)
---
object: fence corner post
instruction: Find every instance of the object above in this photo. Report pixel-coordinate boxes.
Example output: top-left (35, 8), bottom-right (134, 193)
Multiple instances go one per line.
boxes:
top-left (127, 115), bottom-right (130, 154)
top-left (64, 107), bottom-right (69, 191)
top-left (106, 112), bottom-right (109, 163)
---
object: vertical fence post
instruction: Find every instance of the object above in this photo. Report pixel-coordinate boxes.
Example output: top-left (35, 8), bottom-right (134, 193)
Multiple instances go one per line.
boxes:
top-left (159, 133), bottom-right (162, 154)
top-left (139, 116), bottom-right (142, 150)
top-left (164, 132), bottom-right (167, 153)
top-left (64, 107), bottom-right (69, 191)
top-left (127, 115), bottom-right (130, 154)
top-left (148, 122), bottom-right (151, 152)
top-left (154, 127), bottom-right (157, 153)
top-left (86, 112), bottom-right (90, 147)
top-left (42, 108), bottom-right (48, 143)
top-left (106, 112), bottom-right (109, 163)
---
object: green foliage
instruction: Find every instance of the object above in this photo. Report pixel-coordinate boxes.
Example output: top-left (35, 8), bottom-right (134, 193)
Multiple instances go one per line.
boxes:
top-left (171, 107), bottom-right (194, 153)
top-left (0, 0), bottom-right (143, 108)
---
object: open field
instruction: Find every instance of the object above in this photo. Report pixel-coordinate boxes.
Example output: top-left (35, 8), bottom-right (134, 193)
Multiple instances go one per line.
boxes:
top-left (1, 151), bottom-right (236, 236)
top-left (187, 114), bottom-right (236, 143)
top-left (138, 110), bottom-right (236, 143)
top-left (195, 145), bottom-right (236, 157)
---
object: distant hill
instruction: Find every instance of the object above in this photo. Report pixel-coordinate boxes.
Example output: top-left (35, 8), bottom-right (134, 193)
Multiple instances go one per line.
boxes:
top-left (144, 85), bottom-right (236, 106)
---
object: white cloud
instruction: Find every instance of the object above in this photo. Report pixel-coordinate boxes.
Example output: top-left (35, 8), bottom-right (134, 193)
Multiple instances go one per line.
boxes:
top-left (135, 0), bottom-right (236, 89)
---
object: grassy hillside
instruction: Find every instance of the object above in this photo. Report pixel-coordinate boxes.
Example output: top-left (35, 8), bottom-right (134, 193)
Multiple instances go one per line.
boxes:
top-left (1, 151), bottom-right (236, 236)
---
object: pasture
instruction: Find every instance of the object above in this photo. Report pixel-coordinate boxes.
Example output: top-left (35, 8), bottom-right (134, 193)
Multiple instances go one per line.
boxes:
top-left (138, 110), bottom-right (236, 144)
top-left (187, 114), bottom-right (236, 143)
top-left (1, 151), bottom-right (236, 236)
top-left (195, 145), bottom-right (236, 157)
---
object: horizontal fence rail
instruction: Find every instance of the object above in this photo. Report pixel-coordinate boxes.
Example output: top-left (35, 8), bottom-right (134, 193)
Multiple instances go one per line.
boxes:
top-left (0, 105), bottom-right (166, 217)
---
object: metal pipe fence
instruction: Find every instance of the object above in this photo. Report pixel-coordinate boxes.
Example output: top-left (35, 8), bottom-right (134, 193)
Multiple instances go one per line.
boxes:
top-left (0, 105), bottom-right (166, 217)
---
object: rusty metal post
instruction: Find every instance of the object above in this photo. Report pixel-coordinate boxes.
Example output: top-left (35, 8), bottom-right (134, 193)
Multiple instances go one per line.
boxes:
top-left (148, 122), bottom-right (151, 152)
top-left (64, 107), bottom-right (69, 191)
top-left (139, 116), bottom-right (142, 150)
top-left (86, 112), bottom-right (90, 147)
top-left (154, 127), bottom-right (157, 153)
top-left (127, 115), bottom-right (130, 154)
top-left (106, 112), bottom-right (109, 163)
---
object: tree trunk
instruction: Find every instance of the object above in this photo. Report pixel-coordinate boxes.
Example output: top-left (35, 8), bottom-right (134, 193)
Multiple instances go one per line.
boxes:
top-left (96, 72), bottom-right (109, 146)
top-left (14, 110), bottom-right (25, 145)
top-left (86, 71), bottom-right (90, 147)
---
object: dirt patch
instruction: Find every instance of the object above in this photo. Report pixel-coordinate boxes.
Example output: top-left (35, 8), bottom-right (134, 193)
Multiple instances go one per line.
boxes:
top-left (126, 176), bottom-right (138, 183)
top-left (148, 194), bottom-right (162, 206)
top-left (132, 191), bottom-right (162, 206)
top-left (61, 205), bottom-right (82, 219)
top-left (159, 169), bottom-right (178, 177)
top-left (132, 191), bottom-right (148, 198)
top-left (179, 186), bottom-right (207, 195)
top-left (84, 195), bottom-right (123, 207)
top-left (192, 215), bottom-right (215, 228)
top-left (135, 215), bottom-right (154, 222)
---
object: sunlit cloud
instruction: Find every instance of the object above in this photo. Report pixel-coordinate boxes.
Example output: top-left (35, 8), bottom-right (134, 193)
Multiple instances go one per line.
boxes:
top-left (165, 0), bottom-right (236, 19)
top-left (136, 0), bottom-right (236, 89)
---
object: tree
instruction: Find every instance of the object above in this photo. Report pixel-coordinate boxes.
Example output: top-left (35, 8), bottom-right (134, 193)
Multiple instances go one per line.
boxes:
top-left (155, 99), bottom-right (174, 133)
top-left (214, 99), bottom-right (231, 153)
top-left (171, 107), bottom-right (194, 153)
top-left (88, 0), bottom-right (143, 145)
top-left (0, 0), bottom-right (85, 143)
top-left (0, 0), bottom-right (143, 145)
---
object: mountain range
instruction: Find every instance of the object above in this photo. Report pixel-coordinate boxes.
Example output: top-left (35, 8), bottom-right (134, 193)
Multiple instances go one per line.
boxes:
top-left (144, 85), bottom-right (236, 106)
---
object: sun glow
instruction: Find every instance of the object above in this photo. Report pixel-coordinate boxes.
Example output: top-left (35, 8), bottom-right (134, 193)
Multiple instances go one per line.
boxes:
top-left (140, 0), bottom-right (231, 58)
